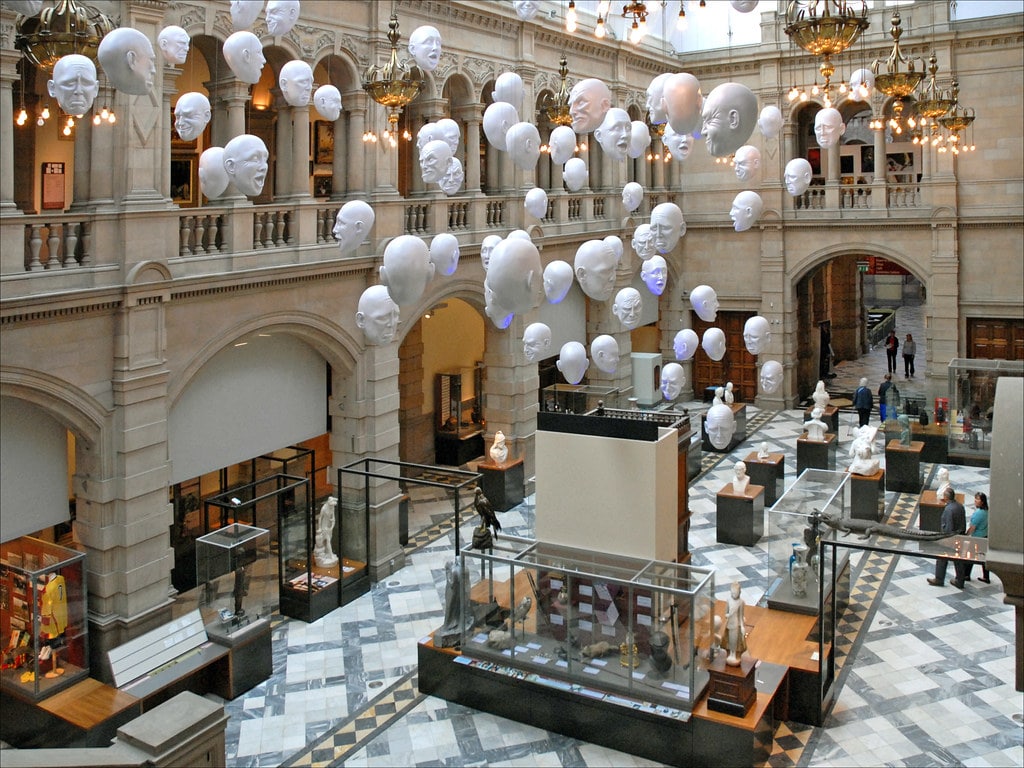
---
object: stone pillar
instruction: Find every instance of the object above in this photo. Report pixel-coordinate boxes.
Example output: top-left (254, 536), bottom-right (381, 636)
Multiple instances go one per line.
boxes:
top-left (486, 142), bottom-right (500, 192)
top-left (652, 138), bottom-right (665, 189)
top-left (71, 110), bottom-right (93, 209)
top-left (755, 223), bottom-right (795, 409)
top-left (290, 102), bottom-right (311, 199)
top-left (0, 47), bottom-right (20, 212)
top-left (871, 123), bottom-right (887, 209)
top-left (274, 100), bottom-right (292, 198)
top-left (161, 67), bottom-right (181, 204)
top-left (483, 315), bottom-right (539, 482)
top-left (206, 77), bottom-right (249, 147)
top-left (344, 92), bottom-right (368, 196)
top-left (89, 85), bottom-right (116, 206)
top-left (331, 111), bottom-right (346, 198)
top-left (458, 104), bottom-right (483, 193)
top-left (589, 136), bottom-right (603, 191)
top-left (926, 222), bottom-right (959, 404)
top-left (499, 139), bottom-right (514, 193)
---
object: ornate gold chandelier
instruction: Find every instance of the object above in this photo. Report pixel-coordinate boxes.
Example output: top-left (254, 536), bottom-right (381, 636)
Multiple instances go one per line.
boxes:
top-left (540, 55), bottom-right (573, 127)
top-left (15, 0), bottom-right (115, 73)
top-left (362, 14), bottom-right (422, 138)
top-left (784, 0), bottom-right (869, 94)
top-left (871, 11), bottom-right (924, 115)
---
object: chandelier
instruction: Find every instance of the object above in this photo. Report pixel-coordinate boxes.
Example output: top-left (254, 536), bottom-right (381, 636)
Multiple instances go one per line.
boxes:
top-left (784, 0), bottom-right (868, 94)
top-left (362, 14), bottom-right (423, 137)
top-left (937, 80), bottom-right (976, 154)
top-left (540, 56), bottom-right (573, 127)
top-left (871, 11), bottom-right (924, 117)
top-left (14, 0), bottom-right (116, 73)
top-left (914, 53), bottom-right (955, 140)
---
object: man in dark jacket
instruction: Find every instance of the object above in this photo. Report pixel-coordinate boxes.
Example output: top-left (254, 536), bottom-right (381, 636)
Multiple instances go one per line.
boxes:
top-left (928, 487), bottom-right (968, 589)
top-left (878, 373), bottom-right (896, 421)
top-left (853, 377), bottom-right (873, 427)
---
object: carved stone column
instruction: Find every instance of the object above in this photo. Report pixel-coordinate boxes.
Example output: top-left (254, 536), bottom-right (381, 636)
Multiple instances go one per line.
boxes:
top-left (344, 92), bottom-right (368, 196)
top-left (456, 104), bottom-right (483, 193)
top-left (0, 46), bottom-right (20, 212)
top-left (289, 101), bottom-right (311, 199)
top-left (330, 111), bottom-right (347, 199)
top-left (275, 101), bottom-right (293, 198)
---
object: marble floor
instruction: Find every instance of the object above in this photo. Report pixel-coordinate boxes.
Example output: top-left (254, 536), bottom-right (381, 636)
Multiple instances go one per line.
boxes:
top-left (219, 310), bottom-right (1021, 767)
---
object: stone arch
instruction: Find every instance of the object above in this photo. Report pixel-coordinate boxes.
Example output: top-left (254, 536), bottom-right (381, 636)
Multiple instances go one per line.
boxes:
top-left (441, 72), bottom-right (475, 108)
top-left (312, 52), bottom-right (361, 93)
top-left (0, 367), bottom-right (106, 455)
top-left (791, 240), bottom-right (928, 288)
top-left (127, 260), bottom-right (172, 284)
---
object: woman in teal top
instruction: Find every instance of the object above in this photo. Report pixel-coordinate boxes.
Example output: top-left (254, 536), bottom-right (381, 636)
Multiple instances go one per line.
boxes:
top-left (966, 491), bottom-right (990, 583)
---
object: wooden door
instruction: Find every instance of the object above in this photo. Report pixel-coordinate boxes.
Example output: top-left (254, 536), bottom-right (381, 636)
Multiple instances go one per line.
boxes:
top-left (968, 318), bottom-right (1024, 361)
top-left (691, 311), bottom-right (757, 402)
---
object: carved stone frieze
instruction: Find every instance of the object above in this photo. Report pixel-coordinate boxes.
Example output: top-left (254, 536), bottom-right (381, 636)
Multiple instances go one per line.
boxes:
top-left (463, 56), bottom-right (499, 87)
top-left (168, 2), bottom-right (207, 35)
top-left (1, 21), bottom-right (14, 50)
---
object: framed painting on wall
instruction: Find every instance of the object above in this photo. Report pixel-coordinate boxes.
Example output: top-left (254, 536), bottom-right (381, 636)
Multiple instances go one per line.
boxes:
top-left (314, 121), bottom-right (334, 164)
top-left (171, 158), bottom-right (195, 206)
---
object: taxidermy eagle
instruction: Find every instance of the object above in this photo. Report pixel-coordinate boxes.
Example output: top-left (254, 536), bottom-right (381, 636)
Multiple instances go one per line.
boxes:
top-left (471, 487), bottom-right (501, 550)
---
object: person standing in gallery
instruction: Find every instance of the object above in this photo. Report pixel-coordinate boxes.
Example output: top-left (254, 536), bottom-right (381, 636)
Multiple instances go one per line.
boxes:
top-left (965, 491), bottom-right (991, 584)
top-left (878, 373), bottom-right (895, 422)
top-left (903, 333), bottom-right (916, 378)
top-left (928, 487), bottom-right (968, 589)
top-left (853, 377), bottom-right (873, 427)
top-left (884, 329), bottom-right (899, 374)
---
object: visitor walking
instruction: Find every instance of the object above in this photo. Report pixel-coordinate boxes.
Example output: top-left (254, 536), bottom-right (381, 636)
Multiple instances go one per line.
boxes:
top-left (928, 487), bottom-right (968, 589)
top-left (965, 491), bottom-right (991, 583)
top-left (903, 333), bottom-right (916, 378)
top-left (853, 377), bottom-right (873, 427)
top-left (879, 373), bottom-right (895, 422)
top-left (884, 329), bottom-right (900, 374)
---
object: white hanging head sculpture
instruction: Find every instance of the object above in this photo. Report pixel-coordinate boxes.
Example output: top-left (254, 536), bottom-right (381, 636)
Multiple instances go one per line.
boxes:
top-left (174, 92), bottom-right (212, 142)
top-left (549, 125), bottom-right (577, 165)
top-left (568, 77), bottom-right (611, 134)
top-left (333, 200), bottom-right (375, 255)
top-left (314, 84), bottom-right (342, 121)
top-left (279, 59), bottom-right (313, 107)
top-left (419, 139), bottom-right (453, 184)
top-left (734, 145), bottom-right (761, 182)
top-left (613, 287), bottom-right (644, 330)
top-left (814, 107), bottom-right (846, 149)
top-left (690, 284), bottom-right (720, 322)
top-left (480, 235), bottom-right (501, 271)
top-left (590, 335), bottom-right (620, 374)
top-left (157, 26), bottom-right (190, 65)
top-left (757, 105), bottom-right (783, 139)
top-left (482, 101), bottom-right (519, 151)
top-left (593, 107), bottom-right (632, 161)
top-left (700, 81), bottom-right (758, 157)
top-left (486, 237), bottom-right (544, 315)
top-left (631, 223), bottom-right (655, 260)
top-left (436, 118), bottom-right (460, 154)
top-left (484, 281), bottom-right (514, 329)
top-left (380, 235), bottom-right (435, 307)
top-left (416, 122), bottom-right (441, 152)
top-left (439, 157), bottom-right (464, 196)
top-left (604, 235), bottom-right (624, 262)
top-left (356, 285), bottom-right (400, 346)
top-left (199, 147), bottom-right (230, 199)
top-left (849, 68), bottom-right (875, 102)
top-left (97, 27), bottom-right (156, 96)
top-left (622, 182), bottom-right (644, 212)
top-left (628, 120), bottom-right (651, 159)
top-left (663, 123), bottom-right (693, 161)
top-left (730, 191), bottom-right (764, 232)
top-left (408, 25), bottom-right (442, 72)
top-left (650, 202), bottom-right (685, 254)
top-left (523, 322), bottom-right (552, 362)
top-left (759, 360), bottom-right (783, 394)
top-left (48, 54), bottom-right (99, 117)
top-left (506, 121), bottom-right (541, 171)
top-left (705, 402), bottom-right (737, 449)
top-left (230, 0), bottom-right (264, 30)
top-left (702, 327), bottom-right (727, 361)
top-left (573, 239), bottom-right (618, 301)
top-left (563, 158), bottom-right (588, 192)
top-left (673, 328), bottom-right (699, 361)
top-left (661, 363), bottom-right (686, 402)
top-left (429, 232), bottom-right (460, 277)
top-left (784, 157), bottom-right (813, 196)
top-left (645, 72), bottom-right (673, 125)
top-left (641, 255), bottom-right (668, 296)
top-left (493, 71), bottom-right (525, 113)
top-left (543, 260), bottom-right (574, 304)
top-left (557, 341), bottom-right (590, 385)
top-left (222, 134), bottom-right (269, 197)
top-left (742, 315), bottom-right (771, 356)
top-left (266, 0), bottom-right (300, 36)
top-left (525, 188), bottom-right (548, 219)
top-left (663, 72), bottom-right (703, 136)
top-left (730, 1), bottom-right (759, 12)
top-left (223, 31), bottom-right (266, 84)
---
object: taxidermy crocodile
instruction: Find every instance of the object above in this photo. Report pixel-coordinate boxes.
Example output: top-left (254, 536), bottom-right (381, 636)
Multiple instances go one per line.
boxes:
top-left (819, 511), bottom-right (954, 541)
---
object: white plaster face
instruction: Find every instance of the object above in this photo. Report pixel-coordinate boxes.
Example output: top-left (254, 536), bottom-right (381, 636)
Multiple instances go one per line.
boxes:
top-left (379, 235), bottom-right (435, 307)
top-left (508, 229), bottom-right (531, 242)
top-left (661, 363), bottom-right (686, 402)
top-left (690, 284), bottom-right (719, 322)
top-left (646, 72), bottom-right (672, 124)
top-left (730, 191), bottom-right (764, 232)
top-left (439, 157), bottom-right (464, 196)
top-left (759, 360), bottom-right (783, 394)
top-left (416, 122), bottom-right (441, 152)
top-left (429, 233), bottom-right (460, 276)
top-left (523, 322), bottom-right (552, 362)
top-left (199, 147), bottom-right (230, 199)
top-left (757, 105), bottom-right (783, 139)
top-left (174, 92), bottom-right (211, 142)
top-left (628, 120), bottom-right (652, 159)
top-left (702, 327), bottom-right (727, 361)
top-left (743, 315), bottom-right (771, 356)
top-left (333, 200), bottom-right (375, 255)
top-left (484, 281), bottom-right (515, 329)
top-left (231, 0), bottom-right (264, 30)
top-left (663, 124), bottom-right (693, 161)
top-left (266, 0), bottom-right (300, 36)
top-left (222, 134), bottom-right (269, 197)
top-left (480, 235), bottom-right (501, 271)
top-left (814, 107), bottom-right (846, 149)
top-left (549, 125), bottom-right (577, 165)
top-left (700, 81), bottom-right (758, 158)
top-left (594, 108), bottom-right (631, 161)
top-left (314, 84), bottom-right (342, 121)
top-left (482, 102), bottom-right (519, 151)
top-left (784, 157), bottom-right (813, 196)
top-left (223, 31), bottom-right (266, 84)
top-left (97, 27), bottom-right (156, 96)
top-left (604, 236), bottom-right (623, 262)
top-left (543, 260), bottom-right (574, 304)
top-left (641, 255), bottom-right (668, 296)
top-left (612, 287), bottom-right (643, 331)
top-left (650, 202), bottom-right (685, 254)
top-left (157, 26), bottom-right (190, 65)
top-left (419, 139), bottom-right (453, 184)
top-left (622, 182), bottom-right (644, 212)
top-left (493, 71), bottom-right (525, 112)
top-left (673, 329), bottom-right (699, 361)
top-left (563, 158), bottom-right (588, 192)
top-left (408, 25), bottom-right (442, 72)
top-left (730, 1), bottom-right (759, 12)
top-left (507, 121), bottom-right (541, 171)
top-left (734, 145), bottom-right (761, 182)
top-left (279, 59), bottom-right (313, 107)
top-left (849, 68), bottom-right (874, 102)
top-left (631, 224), bottom-right (655, 260)
top-left (573, 239), bottom-right (618, 301)
top-left (356, 285), bottom-right (399, 345)
top-left (557, 341), bottom-right (590, 385)
top-left (664, 72), bottom-right (703, 136)
top-left (487, 237), bottom-right (543, 315)
top-left (525, 188), bottom-right (548, 219)
top-left (48, 54), bottom-right (99, 117)
top-left (590, 335), bottom-right (620, 374)
top-left (705, 403), bottom-right (737, 449)
top-left (513, 0), bottom-right (539, 20)
top-left (569, 77), bottom-right (611, 134)
top-left (436, 118), bottom-right (460, 154)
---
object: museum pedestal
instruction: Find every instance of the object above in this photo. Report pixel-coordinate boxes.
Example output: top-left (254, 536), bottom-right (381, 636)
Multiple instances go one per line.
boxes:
top-left (716, 484), bottom-right (765, 546)
top-left (706, 654), bottom-right (757, 717)
top-left (796, 433), bottom-right (836, 474)
top-left (919, 490), bottom-right (964, 532)
top-left (849, 469), bottom-right (885, 521)
top-left (884, 440), bottom-right (924, 493)
top-left (478, 458), bottom-right (525, 512)
top-left (743, 452), bottom-right (784, 507)
top-left (884, 421), bottom-right (949, 463)
top-left (702, 403), bottom-right (747, 453)
top-left (804, 405), bottom-right (839, 436)
top-left (435, 429), bottom-right (484, 466)
top-left (206, 617), bottom-right (273, 701)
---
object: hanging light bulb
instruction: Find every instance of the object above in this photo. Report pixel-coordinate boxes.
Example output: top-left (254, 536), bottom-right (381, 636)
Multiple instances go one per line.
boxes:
top-left (66, 116), bottom-right (75, 128)
top-left (16, 107), bottom-right (28, 125)
top-left (107, 111), bottom-right (116, 124)
top-left (839, 81), bottom-right (848, 94)
top-left (566, 1), bottom-right (577, 33)
top-left (799, 91), bottom-right (809, 102)
top-left (41, 104), bottom-right (50, 120)
top-left (37, 116), bottom-right (44, 126)
top-left (810, 83), bottom-right (819, 97)
top-left (93, 113), bottom-right (101, 125)
top-left (677, 2), bottom-right (687, 31)
top-left (788, 85), bottom-right (799, 102)
top-left (101, 105), bottom-right (109, 120)
top-left (595, 15), bottom-right (606, 38)
top-left (630, 20), bottom-right (642, 44)
top-left (62, 124), bottom-right (72, 136)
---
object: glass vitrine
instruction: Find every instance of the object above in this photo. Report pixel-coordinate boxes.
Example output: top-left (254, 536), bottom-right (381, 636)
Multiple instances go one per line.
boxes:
top-left (946, 358), bottom-right (1024, 462)
top-left (196, 524), bottom-right (272, 635)
top-left (541, 383), bottom-right (622, 414)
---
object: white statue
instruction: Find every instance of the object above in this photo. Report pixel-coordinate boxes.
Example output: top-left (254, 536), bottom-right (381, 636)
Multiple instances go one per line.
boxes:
top-left (784, 158), bottom-right (813, 196)
top-left (590, 335), bottom-right (620, 374)
top-left (713, 386), bottom-right (725, 406)
top-left (549, 125), bottom-right (577, 165)
top-left (416, 122), bottom-right (442, 152)
top-left (743, 316), bottom-right (771, 356)
top-left (513, 0), bottom-right (540, 20)
top-left (628, 120), bottom-right (652, 159)
top-left (436, 118), bottom-right (460, 155)
top-left (279, 59), bottom-right (313, 107)
top-left (934, 467), bottom-right (951, 500)
top-left (355, 285), bottom-right (399, 345)
top-left (223, 31), bottom-right (266, 84)
top-left (812, 380), bottom-right (831, 411)
top-left (439, 157), bottom-right (465, 196)
top-left (759, 360), bottom-right (783, 394)
top-left (663, 124), bottom-right (693, 161)
top-left (380, 235), bottom-right (434, 307)
top-left (420, 139), bottom-right (453, 184)
top-left (480, 234), bottom-right (502, 271)
top-left (408, 25), bottom-right (442, 71)
top-left (508, 229), bottom-right (532, 242)
top-left (489, 430), bottom-right (509, 464)
top-left (673, 329), bottom-right (699, 361)
top-left (702, 327), bottom-right (727, 361)
top-left (645, 72), bottom-right (673, 125)
top-left (641, 255), bottom-right (668, 296)
top-left (849, 68), bottom-right (875, 101)
top-left (199, 147), bottom-right (230, 199)
top-left (568, 77), bottom-right (611, 134)
top-left (848, 426), bottom-right (880, 476)
top-left (573, 239), bottom-right (618, 301)
top-left (757, 105), bottom-right (783, 139)
top-left (700, 81), bottom-right (758, 157)
top-left (230, 0), bottom-right (264, 30)
top-left (557, 341), bottom-right (589, 385)
top-left (333, 201), bottom-right (375, 255)
top-left (222, 134), bottom-right (269, 197)
top-left (725, 381), bottom-right (735, 405)
top-left (661, 363), bottom-right (686, 401)
top-left (734, 145), bottom-right (761, 182)
top-left (730, 1), bottom-right (759, 12)
top-left (612, 288), bottom-right (643, 330)
top-left (157, 26), bottom-right (190, 65)
top-left (48, 55), bottom-right (99, 117)
top-left (722, 581), bottom-right (747, 666)
top-left (622, 182), bottom-right (644, 213)
top-left (487, 237), bottom-right (543, 314)
top-left (429, 233), bottom-right (460, 277)
top-left (506, 121), bottom-right (541, 170)
top-left (650, 202), bottom-right (685, 254)
top-left (664, 72), bottom-right (703, 135)
top-left (806, 407), bottom-right (828, 442)
top-left (523, 322), bottom-right (552, 362)
top-left (631, 224), bottom-right (655, 260)
top-left (757, 441), bottom-right (770, 460)
top-left (314, 496), bottom-right (339, 568)
top-left (705, 403), bottom-right (737, 450)
top-left (543, 260), bottom-right (574, 304)
top-left (604, 235), bottom-right (623, 263)
top-left (814, 107), bottom-right (846, 149)
top-left (97, 27), bottom-right (156, 96)
top-left (730, 190), bottom-right (764, 232)
top-left (173, 93), bottom-right (211, 142)
top-left (690, 284), bottom-right (720, 322)
top-left (313, 84), bottom-right (342, 121)
top-left (493, 71), bottom-right (525, 112)
top-left (482, 101), bottom-right (519, 151)
top-left (563, 157), bottom-right (588, 192)
top-left (732, 461), bottom-right (750, 494)
top-left (484, 283), bottom-right (514, 329)
top-left (594, 107), bottom-right (631, 161)
top-left (522, 188), bottom-right (548, 220)
top-left (266, 0), bottom-right (300, 36)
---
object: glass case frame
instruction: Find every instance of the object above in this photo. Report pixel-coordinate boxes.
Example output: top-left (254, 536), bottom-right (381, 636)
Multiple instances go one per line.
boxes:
top-left (541, 383), bottom-right (622, 414)
top-left (946, 358), bottom-right (1023, 462)
top-left (196, 523), bottom-right (272, 636)
top-left (0, 537), bottom-right (88, 701)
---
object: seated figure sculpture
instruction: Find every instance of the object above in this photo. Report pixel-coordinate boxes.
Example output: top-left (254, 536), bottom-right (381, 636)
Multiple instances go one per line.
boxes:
top-left (568, 77), bottom-right (611, 134)
top-left (522, 322), bottom-right (552, 362)
top-left (543, 260), bottom-right (574, 304)
top-left (428, 233), bottom-right (460, 277)
top-left (759, 360), bottom-right (783, 394)
top-left (199, 147), bottom-right (230, 199)
top-left (612, 288), bottom-right (643, 330)
top-left (641, 254), bottom-right (668, 296)
top-left (266, 0), bottom-right (300, 36)
top-left (700, 81), bottom-right (758, 157)
top-left (557, 342), bottom-right (589, 385)
top-left (174, 93), bottom-right (211, 142)
top-left (313, 496), bottom-right (339, 568)
top-left (408, 24), bottom-right (442, 72)
top-left (573, 239), bottom-right (618, 301)
top-left (663, 72), bottom-right (703, 136)
top-left (729, 190), bottom-right (764, 232)
top-left (661, 363), bottom-right (686, 401)
top-left (333, 200), bottom-right (375, 255)
top-left (650, 202), bottom-right (685, 253)
top-left (98, 27), bottom-right (156, 96)
top-left (279, 59), bottom-right (313, 107)
top-left (806, 407), bottom-right (828, 442)
top-left (487, 237), bottom-right (543, 314)
top-left (812, 380), bottom-right (831, 411)
top-left (314, 84), bottom-right (342, 121)
top-left (590, 335), bottom-right (619, 374)
top-left (594, 108), bottom-right (631, 161)
top-left (48, 55), bottom-right (99, 117)
top-left (223, 31), bottom-right (265, 84)
top-left (222, 134), bottom-right (269, 197)
top-left (157, 25), bottom-right (190, 65)
top-left (743, 315), bottom-right (771, 356)
top-left (705, 402), bottom-right (737, 450)
top-left (690, 284), bottom-right (720, 322)
top-left (380, 235), bottom-right (435, 307)
top-left (355, 285), bottom-right (399, 346)
top-left (563, 157), bottom-right (588, 192)
top-left (673, 328), bottom-right (699, 361)
top-left (702, 328), bottom-right (727, 361)
top-left (732, 461), bottom-right (750, 495)
top-left (622, 181), bottom-right (644, 213)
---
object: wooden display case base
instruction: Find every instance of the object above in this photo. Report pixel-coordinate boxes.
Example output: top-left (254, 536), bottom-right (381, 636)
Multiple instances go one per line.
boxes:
top-left (706, 654), bottom-right (757, 717)
top-left (744, 452), bottom-right (784, 508)
top-left (796, 433), bottom-right (837, 474)
top-left (716, 484), bottom-right (765, 546)
top-left (919, 490), bottom-right (964, 532)
top-left (884, 440), bottom-right (924, 493)
top-left (478, 458), bottom-right (525, 512)
top-left (849, 469), bottom-right (885, 522)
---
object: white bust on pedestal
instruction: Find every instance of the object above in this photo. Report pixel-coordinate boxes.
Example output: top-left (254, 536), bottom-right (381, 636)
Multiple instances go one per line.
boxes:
top-left (732, 461), bottom-right (750, 495)
top-left (806, 407), bottom-right (828, 442)
top-left (489, 431), bottom-right (508, 465)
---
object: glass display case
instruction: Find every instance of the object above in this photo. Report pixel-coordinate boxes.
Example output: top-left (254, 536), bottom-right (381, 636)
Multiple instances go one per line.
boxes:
top-left (946, 358), bottom-right (1024, 463)
top-left (196, 524), bottom-right (272, 635)
top-left (435, 367), bottom-right (485, 465)
top-left (459, 540), bottom-right (716, 712)
top-left (0, 537), bottom-right (88, 701)
top-left (541, 383), bottom-right (622, 414)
